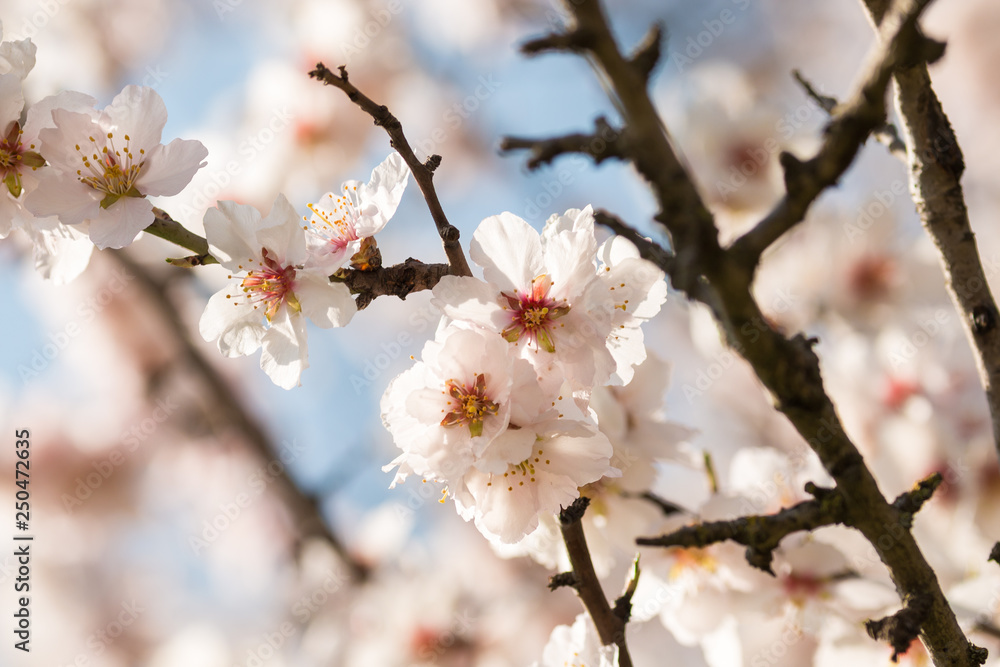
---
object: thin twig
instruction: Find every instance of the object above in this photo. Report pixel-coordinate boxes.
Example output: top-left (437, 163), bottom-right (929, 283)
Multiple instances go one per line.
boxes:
top-left (729, 0), bottom-right (943, 270)
top-left (558, 498), bottom-right (633, 667)
top-left (308, 63), bottom-right (472, 278)
top-left (638, 485), bottom-right (846, 574)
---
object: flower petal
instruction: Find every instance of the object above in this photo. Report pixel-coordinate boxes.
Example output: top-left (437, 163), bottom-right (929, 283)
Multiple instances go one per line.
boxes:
top-left (101, 85), bottom-right (166, 151)
top-left (353, 152), bottom-right (410, 237)
top-left (136, 138), bottom-right (208, 197)
top-left (260, 305), bottom-right (308, 389)
top-left (293, 273), bottom-right (356, 328)
top-left (471, 212), bottom-right (542, 292)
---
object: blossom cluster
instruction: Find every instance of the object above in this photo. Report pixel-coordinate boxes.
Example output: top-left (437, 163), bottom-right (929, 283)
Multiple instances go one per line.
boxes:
top-left (380, 206), bottom-right (691, 551)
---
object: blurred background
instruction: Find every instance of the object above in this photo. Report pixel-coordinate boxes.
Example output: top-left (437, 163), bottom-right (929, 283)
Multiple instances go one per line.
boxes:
top-left (4, 0), bottom-right (1000, 664)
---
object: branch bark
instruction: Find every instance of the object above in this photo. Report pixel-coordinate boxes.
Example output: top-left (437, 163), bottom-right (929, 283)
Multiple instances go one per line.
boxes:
top-left (308, 63), bottom-right (472, 278)
top-left (557, 497), bottom-right (633, 667)
top-left (728, 0), bottom-right (943, 269)
top-left (858, 0), bottom-right (1000, 470)
top-left (507, 0), bottom-right (986, 663)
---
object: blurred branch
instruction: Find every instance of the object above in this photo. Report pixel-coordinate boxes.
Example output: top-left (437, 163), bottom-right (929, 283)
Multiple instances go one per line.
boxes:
top-left (558, 497), bottom-right (633, 667)
top-left (112, 250), bottom-right (370, 582)
top-left (637, 483), bottom-right (847, 574)
top-left (792, 69), bottom-right (908, 159)
top-left (729, 0), bottom-right (943, 270)
top-left (860, 0), bottom-right (1000, 473)
top-left (513, 0), bottom-right (985, 663)
top-left (499, 116), bottom-right (626, 169)
top-left (308, 63), bottom-right (472, 278)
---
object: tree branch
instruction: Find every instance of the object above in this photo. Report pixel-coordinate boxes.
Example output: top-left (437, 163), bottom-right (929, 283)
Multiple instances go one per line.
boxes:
top-left (517, 0), bottom-right (985, 663)
top-left (637, 484), bottom-right (847, 574)
top-left (558, 497), bottom-right (633, 667)
top-left (112, 251), bottom-right (370, 582)
top-left (858, 0), bottom-right (1000, 472)
top-left (729, 0), bottom-right (942, 270)
top-left (308, 63), bottom-right (472, 278)
top-left (499, 116), bottom-right (626, 169)
top-left (340, 259), bottom-right (450, 309)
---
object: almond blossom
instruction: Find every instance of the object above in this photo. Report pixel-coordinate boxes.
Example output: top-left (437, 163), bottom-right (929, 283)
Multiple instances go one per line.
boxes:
top-left (304, 151), bottom-right (409, 273)
top-left (532, 613), bottom-right (618, 667)
top-left (199, 195), bottom-right (356, 389)
top-left (452, 395), bottom-right (617, 544)
top-left (381, 324), bottom-right (521, 487)
top-left (433, 206), bottom-right (665, 390)
top-left (26, 85), bottom-right (207, 249)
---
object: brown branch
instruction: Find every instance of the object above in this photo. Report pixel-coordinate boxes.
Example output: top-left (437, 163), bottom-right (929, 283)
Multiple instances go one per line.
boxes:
top-left (637, 484), bottom-right (847, 574)
top-left (308, 63), bottom-right (472, 278)
top-left (859, 0), bottom-right (1000, 473)
top-left (341, 259), bottom-right (450, 309)
top-left (521, 0), bottom-right (983, 663)
top-left (112, 251), bottom-right (370, 582)
top-left (866, 594), bottom-right (936, 661)
top-left (729, 0), bottom-right (942, 270)
top-left (500, 116), bottom-right (626, 169)
top-left (558, 497), bottom-right (633, 667)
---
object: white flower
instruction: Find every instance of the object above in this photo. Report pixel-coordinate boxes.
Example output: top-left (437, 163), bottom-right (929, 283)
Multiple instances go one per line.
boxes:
top-left (433, 207), bottom-right (665, 389)
top-left (381, 324), bottom-right (520, 487)
top-left (199, 195), bottom-right (356, 389)
top-left (304, 152), bottom-right (409, 273)
top-left (2, 91), bottom-right (97, 283)
top-left (532, 613), bottom-right (618, 667)
top-left (453, 399), bottom-right (617, 544)
top-left (26, 85), bottom-right (207, 249)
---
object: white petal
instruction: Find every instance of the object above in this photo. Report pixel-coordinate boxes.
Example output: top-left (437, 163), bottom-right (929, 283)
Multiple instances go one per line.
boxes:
top-left (257, 194), bottom-right (306, 266)
top-left (199, 283), bottom-right (264, 356)
top-left (471, 212), bottom-right (542, 292)
top-left (353, 152), bottom-right (410, 237)
top-left (86, 196), bottom-right (152, 249)
top-left (293, 273), bottom-right (356, 328)
top-left (22, 90), bottom-right (97, 141)
top-left (204, 201), bottom-right (262, 268)
top-left (431, 275), bottom-right (505, 331)
top-left (136, 138), bottom-right (208, 197)
top-left (260, 306), bottom-right (309, 389)
top-left (102, 85), bottom-right (166, 151)
top-left (0, 37), bottom-right (36, 80)
top-left (0, 72), bottom-right (23, 128)
top-left (23, 171), bottom-right (100, 226)
top-left (24, 221), bottom-right (93, 284)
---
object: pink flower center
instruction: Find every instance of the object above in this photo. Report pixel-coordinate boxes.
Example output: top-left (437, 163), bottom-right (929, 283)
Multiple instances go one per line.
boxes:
top-left (227, 248), bottom-right (299, 321)
top-left (306, 186), bottom-right (361, 253)
top-left (0, 121), bottom-right (44, 197)
top-left (440, 373), bottom-right (499, 437)
top-left (74, 131), bottom-right (145, 208)
top-left (500, 274), bottom-right (570, 353)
